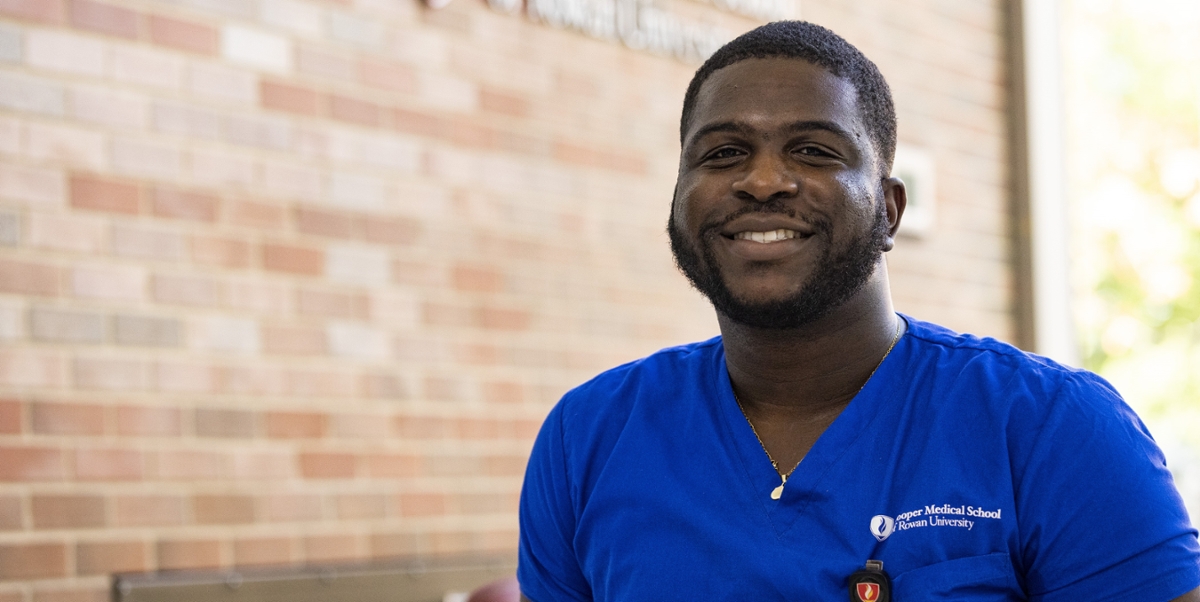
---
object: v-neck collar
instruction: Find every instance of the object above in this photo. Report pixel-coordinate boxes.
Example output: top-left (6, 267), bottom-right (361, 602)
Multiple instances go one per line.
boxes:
top-left (711, 316), bottom-right (911, 538)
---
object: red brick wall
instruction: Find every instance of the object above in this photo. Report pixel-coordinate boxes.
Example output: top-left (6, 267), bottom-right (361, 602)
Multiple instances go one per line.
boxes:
top-left (0, 0), bottom-right (1015, 598)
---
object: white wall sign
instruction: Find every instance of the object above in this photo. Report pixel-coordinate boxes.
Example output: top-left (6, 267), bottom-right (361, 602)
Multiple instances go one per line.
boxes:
top-left (519, 0), bottom-right (726, 61)
top-left (429, 0), bottom-right (798, 62)
top-left (692, 0), bottom-right (792, 22)
top-left (892, 144), bottom-right (937, 237)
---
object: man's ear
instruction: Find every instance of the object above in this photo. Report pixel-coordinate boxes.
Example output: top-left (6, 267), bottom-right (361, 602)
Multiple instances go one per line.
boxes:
top-left (881, 176), bottom-right (907, 252)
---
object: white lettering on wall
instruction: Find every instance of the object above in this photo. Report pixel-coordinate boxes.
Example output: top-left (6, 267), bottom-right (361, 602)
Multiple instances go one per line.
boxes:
top-left (521, 0), bottom-right (728, 62)
top-left (691, 0), bottom-right (792, 22)
top-left (431, 0), bottom-right (795, 63)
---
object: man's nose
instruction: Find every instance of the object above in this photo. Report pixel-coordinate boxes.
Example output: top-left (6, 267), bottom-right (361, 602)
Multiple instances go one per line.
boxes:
top-left (732, 153), bottom-right (799, 202)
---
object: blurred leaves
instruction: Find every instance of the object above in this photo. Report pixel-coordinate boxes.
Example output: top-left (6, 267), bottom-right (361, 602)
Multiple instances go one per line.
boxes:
top-left (1065, 0), bottom-right (1200, 418)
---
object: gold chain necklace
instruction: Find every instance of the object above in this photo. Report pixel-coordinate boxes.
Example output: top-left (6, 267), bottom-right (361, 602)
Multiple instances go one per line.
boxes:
top-left (733, 317), bottom-right (903, 501)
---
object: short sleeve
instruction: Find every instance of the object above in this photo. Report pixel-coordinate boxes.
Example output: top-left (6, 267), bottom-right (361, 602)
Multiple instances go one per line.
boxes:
top-left (1014, 372), bottom-right (1200, 601)
top-left (518, 403), bottom-right (591, 602)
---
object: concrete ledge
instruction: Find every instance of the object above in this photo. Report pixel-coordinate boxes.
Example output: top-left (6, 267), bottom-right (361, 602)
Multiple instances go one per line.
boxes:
top-left (112, 555), bottom-right (517, 602)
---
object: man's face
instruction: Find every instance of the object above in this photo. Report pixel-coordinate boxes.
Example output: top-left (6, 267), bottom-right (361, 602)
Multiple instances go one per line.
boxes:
top-left (669, 58), bottom-right (897, 329)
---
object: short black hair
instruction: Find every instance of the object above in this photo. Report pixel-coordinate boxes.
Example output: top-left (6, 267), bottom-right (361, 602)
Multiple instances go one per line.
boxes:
top-left (680, 21), bottom-right (897, 176)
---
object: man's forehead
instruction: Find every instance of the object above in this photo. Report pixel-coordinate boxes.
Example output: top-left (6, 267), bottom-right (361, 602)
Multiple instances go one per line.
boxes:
top-left (686, 57), bottom-right (863, 138)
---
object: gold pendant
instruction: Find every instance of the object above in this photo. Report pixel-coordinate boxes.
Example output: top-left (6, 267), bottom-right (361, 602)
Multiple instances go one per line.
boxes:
top-left (771, 473), bottom-right (787, 500)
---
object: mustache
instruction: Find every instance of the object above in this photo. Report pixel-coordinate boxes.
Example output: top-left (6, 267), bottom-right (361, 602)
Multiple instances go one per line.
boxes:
top-left (696, 201), bottom-right (825, 238)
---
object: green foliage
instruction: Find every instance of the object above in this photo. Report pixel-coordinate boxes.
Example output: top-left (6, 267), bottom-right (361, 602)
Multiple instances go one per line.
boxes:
top-left (1065, 0), bottom-right (1200, 417)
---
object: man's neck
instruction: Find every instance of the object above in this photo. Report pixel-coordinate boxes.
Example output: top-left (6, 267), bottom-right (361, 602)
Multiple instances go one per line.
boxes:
top-left (719, 271), bottom-right (901, 418)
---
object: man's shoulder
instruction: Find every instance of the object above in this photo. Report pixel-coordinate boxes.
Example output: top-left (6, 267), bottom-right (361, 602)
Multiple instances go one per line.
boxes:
top-left (533, 337), bottom-right (723, 472)
top-left (902, 315), bottom-right (1121, 407)
top-left (549, 336), bottom-right (723, 437)
top-left (905, 315), bottom-right (1077, 374)
top-left (564, 336), bottom-right (723, 403)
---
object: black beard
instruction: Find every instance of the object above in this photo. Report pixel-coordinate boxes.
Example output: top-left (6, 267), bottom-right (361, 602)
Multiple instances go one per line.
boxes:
top-left (667, 200), bottom-right (890, 330)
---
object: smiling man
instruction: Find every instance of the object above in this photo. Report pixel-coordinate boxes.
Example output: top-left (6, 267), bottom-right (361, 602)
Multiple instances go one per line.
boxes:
top-left (517, 22), bottom-right (1200, 602)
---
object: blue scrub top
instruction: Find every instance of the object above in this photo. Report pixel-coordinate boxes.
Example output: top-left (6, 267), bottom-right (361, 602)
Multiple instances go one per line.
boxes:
top-left (518, 316), bottom-right (1200, 601)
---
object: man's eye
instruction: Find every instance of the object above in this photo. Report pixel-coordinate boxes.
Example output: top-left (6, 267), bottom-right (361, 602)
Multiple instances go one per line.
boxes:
top-left (795, 146), bottom-right (832, 157)
top-left (706, 147), bottom-right (743, 161)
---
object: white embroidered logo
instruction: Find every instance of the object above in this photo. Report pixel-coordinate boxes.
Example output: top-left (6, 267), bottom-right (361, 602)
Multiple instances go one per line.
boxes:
top-left (877, 503), bottom-right (1003, 539)
top-left (869, 515), bottom-right (895, 541)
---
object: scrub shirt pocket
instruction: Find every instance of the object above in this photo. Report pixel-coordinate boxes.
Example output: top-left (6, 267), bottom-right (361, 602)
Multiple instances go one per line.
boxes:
top-left (891, 552), bottom-right (1024, 601)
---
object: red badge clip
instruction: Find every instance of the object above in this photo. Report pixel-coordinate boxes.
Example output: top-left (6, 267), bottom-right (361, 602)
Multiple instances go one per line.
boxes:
top-left (848, 560), bottom-right (891, 602)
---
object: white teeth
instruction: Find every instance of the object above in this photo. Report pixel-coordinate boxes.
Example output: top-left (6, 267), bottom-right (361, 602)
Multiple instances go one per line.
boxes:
top-left (734, 229), bottom-right (800, 243)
